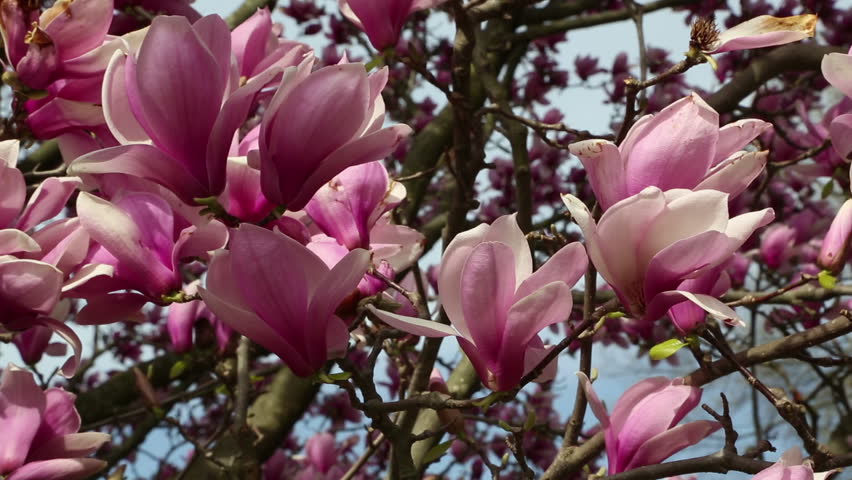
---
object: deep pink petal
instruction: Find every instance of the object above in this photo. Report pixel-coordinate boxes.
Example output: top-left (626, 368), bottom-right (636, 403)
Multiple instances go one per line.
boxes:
top-left (460, 242), bottom-right (516, 363)
top-left (27, 432), bottom-right (111, 462)
top-left (74, 293), bottom-right (149, 325)
top-left (625, 420), bottom-right (721, 470)
top-left (68, 144), bottom-right (207, 204)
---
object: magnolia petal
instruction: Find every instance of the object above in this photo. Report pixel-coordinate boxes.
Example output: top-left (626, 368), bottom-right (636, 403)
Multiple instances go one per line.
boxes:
top-left (28, 432), bottom-right (111, 461)
top-left (829, 114), bottom-right (852, 159)
top-left (17, 177), bottom-right (82, 232)
top-left (710, 14), bottom-right (817, 54)
top-left (714, 119), bottom-right (772, 165)
top-left (5, 458), bottom-right (107, 480)
top-left (514, 242), bottom-right (587, 301)
top-left (576, 372), bottom-right (610, 428)
top-left (696, 151), bottom-right (767, 198)
top-left (28, 316), bottom-right (82, 378)
top-left (74, 293), bottom-right (149, 325)
top-left (648, 290), bottom-right (745, 331)
top-left (0, 365), bottom-right (44, 473)
top-left (366, 305), bottom-right (457, 337)
top-left (823, 51), bottom-right (852, 99)
top-left (569, 140), bottom-right (627, 210)
top-left (625, 420), bottom-right (721, 470)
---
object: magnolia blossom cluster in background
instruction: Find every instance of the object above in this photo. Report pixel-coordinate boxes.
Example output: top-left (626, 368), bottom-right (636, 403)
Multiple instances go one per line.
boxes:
top-left (0, 0), bottom-right (847, 478)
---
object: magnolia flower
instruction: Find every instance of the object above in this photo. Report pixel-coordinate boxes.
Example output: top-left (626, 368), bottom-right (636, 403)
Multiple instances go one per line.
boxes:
top-left (306, 161), bottom-right (406, 250)
top-left (370, 214), bottom-right (588, 391)
top-left (578, 373), bottom-right (721, 475)
top-left (339, 0), bottom-right (447, 50)
top-left (0, 0), bottom-right (114, 89)
top-left (0, 365), bottom-right (111, 480)
top-left (72, 191), bottom-right (228, 322)
top-left (258, 62), bottom-right (412, 211)
top-left (230, 7), bottom-right (312, 80)
top-left (199, 224), bottom-right (371, 376)
top-left (562, 188), bottom-right (774, 328)
top-left (822, 46), bottom-right (852, 159)
top-left (569, 93), bottom-right (769, 210)
top-left (760, 224), bottom-right (797, 269)
top-left (751, 447), bottom-right (835, 480)
top-left (69, 15), bottom-right (284, 203)
top-left (691, 14), bottom-right (817, 54)
top-left (818, 199), bottom-right (852, 274)
top-left (167, 281), bottom-right (232, 353)
top-left (295, 434), bottom-right (347, 480)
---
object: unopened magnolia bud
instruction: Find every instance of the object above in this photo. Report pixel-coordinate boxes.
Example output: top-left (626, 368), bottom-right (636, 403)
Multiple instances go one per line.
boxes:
top-left (818, 199), bottom-right (852, 274)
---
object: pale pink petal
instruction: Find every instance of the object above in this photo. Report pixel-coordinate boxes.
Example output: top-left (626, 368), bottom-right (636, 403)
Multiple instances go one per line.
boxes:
top-left (569, 139), bottom-right (627, 210)
top-left (40, 0), bottom-right (112, 60)
top-left (829, 114), bottom-right (852, 159)
top-left (0, 259), bottom-right (62, 315)
top-left (576, 372), bottom-right (610, 428)
top-left (460, 242), bottom-right (517, 358)
top-left (0, 166), bottom-right (25, 229)
top-left (436, 222), bottom-right (491, 339)
top-left (366, 305), bottom-right (457, 337)
top-left (713, 119), bottom-right (772, 165)
top-left (102, 51), bottom-right (149, 145)
top-left (483, 214), bottom-right (533, 283)
top-left (710, 14), bottom-right (817, 54)
top-left (17, 177), bottom-right (81, 232)
top-left (0, 365), bottom-right (44, 473)
top-left (695, 151), bottom-right (767, 198)
top-left (823, 51), bottom-right (852, 99)
top-left (0, 230), bottom-right (40, 255)
top-left (514, 242), bottom-right (587, 301)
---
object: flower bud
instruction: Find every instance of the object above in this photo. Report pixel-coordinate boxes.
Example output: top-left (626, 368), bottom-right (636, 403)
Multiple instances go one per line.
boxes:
top-left (818, 199), bottom-right (852, 274)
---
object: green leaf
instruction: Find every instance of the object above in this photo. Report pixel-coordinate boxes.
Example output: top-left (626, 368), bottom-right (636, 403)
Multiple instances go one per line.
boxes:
top-left (422, 440), bottom-right (454, 464)
top-left (169, 361), bottom-right (187, 380)
top-left (524, 410), bottom-right (537, 431)
top-left (818, 270), bottom-right (837, 289)
top-left (328, 372), bottom-right (352, 381)
top-left (497, 420), bottom-right (514, 432)
top-left (649, 338), bottom-right (688, 361)
top-left (822, 179), bottom-right (835, 199)
top-left (604, 312), bottom-right (626, 320)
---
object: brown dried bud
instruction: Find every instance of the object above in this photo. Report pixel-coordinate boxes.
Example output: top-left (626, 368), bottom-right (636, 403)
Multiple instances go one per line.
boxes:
top-left (690, 17), bottom-right (720, 52)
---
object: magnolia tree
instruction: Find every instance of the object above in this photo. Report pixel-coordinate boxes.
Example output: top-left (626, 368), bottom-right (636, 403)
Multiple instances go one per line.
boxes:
top-left (0, 0), bottom-right (851, 479)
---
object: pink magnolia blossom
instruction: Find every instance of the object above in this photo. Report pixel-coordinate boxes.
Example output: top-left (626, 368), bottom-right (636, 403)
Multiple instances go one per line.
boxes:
top-left (339, 0), bottom-right (448, 50)
top-left (295, 433), bottom-right (347, 480)
top-left (0, 0), bottom-right (114, 89)
top-left (167, 281), bottom-right (233, 353)
top-left (69, 15), bottom-right (284, 203)
top-left (305, 161), bottom-right (406, 250)
top-left (578, 373), bottom-right (721, 475)
top-left (818, 199), bottom-right (852, 274)
top-left (71, 191), bottom-right (228, 322)
top-left (258, 62), bottom-right (412, 211)
top-left (231, 7), bottom-right (312, 79)
top-left (0, 365), bottom-right (110, 480)
top-left (199, 224), bottom-right (371, 377)
top-left (370, 214), bottom-right (587, 391)
top-left (822, 46), bottom-right (852, 159)
top-left (562, 188), bottom-right (774, 328)
top-left (760, 224), bottom-right (797, 269)
top-left (751, 447), bottom-right (835, 480)
top-left (569, 93), bottom-right (770, 210)
top-left (698, 14), bottom-right (817, 54)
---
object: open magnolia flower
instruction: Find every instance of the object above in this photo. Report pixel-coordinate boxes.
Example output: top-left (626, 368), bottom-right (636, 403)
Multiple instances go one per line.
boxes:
top-left (339, 0), bottom-right (448, 50)
top-left (578, 373), bottom-right (721, 475)
top-left (369, 214), bottom-right (587, 391)
top-left (569, 92), bottom-right (769, 210)
top-left (563, 188), bottom-right (774, 330)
